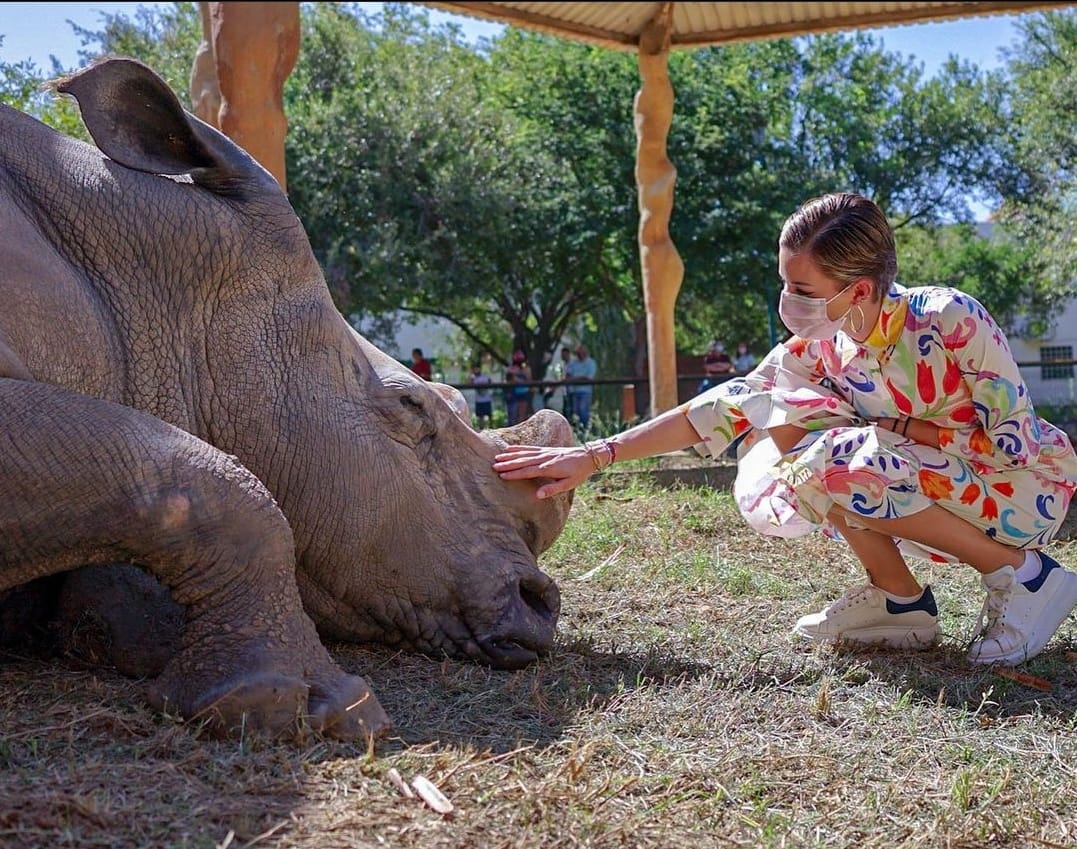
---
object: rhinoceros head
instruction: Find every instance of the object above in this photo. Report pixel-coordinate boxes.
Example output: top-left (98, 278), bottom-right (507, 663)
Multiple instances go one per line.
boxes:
top-left (47, 58), bottom-right (573, 669)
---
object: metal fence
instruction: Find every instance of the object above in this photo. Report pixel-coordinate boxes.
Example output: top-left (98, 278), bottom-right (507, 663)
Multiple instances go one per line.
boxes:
top-left (448, 359), bottom-right (1077, 430)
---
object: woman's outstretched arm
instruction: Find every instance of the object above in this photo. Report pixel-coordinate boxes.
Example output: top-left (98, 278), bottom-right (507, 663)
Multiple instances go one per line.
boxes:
top-left (493, 404), bottom-right (703, 499)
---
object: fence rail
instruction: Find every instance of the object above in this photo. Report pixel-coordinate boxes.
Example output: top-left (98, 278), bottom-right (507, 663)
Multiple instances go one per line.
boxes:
top-left (446, 360), bottom-right (1077, 395)
top-left (445, 359), bottom-right (1077, 427)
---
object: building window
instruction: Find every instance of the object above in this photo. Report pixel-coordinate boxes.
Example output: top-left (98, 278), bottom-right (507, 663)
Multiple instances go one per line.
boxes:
top-left (1040, 345), bottom-right (1074, 380)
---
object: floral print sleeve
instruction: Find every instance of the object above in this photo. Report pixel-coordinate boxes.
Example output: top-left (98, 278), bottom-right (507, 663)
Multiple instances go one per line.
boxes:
top-left (919, 290), bottom-right (1042, 470)
top-left (683, 340), bottom-right (856, 459)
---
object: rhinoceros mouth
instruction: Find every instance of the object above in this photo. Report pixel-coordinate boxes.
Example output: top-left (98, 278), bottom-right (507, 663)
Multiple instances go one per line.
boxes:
top-left (478, 637), bottom-right (544, 670)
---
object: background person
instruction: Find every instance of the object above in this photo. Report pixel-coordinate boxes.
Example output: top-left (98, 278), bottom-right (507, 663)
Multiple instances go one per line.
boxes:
top-left (409, 347), bottom-right (432, 381)
top-left (506, 349), bottom-right (532, 426)
top-left (468, 361), bottom-right (494, 428)
top-left (733, 341), bottom-right (757, 373)
top-left (699, 340), bottom-right (734, 392)
top-left (543, 346), bottom-right (573, 414)
top-left (565, 344), bottom-right (597, 432)
top-left (494, 191), bottom-right (1077, 668)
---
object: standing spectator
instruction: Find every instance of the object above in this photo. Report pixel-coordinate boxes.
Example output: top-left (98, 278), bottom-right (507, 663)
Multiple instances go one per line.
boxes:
top-left (410, 347), bottom-right (432, 381)
top-left (543, 346), bottom-right (573, 415)
top-left (468, 361), bottom-right (494, 429)
top-left (699, 340), bottom-right (734, 392)
top-left (566, 343), bottom-right (598, 432)
top-left (506, 349), bottom-right (532, 426)
top-left (733, 341), bottom-right (757, 373)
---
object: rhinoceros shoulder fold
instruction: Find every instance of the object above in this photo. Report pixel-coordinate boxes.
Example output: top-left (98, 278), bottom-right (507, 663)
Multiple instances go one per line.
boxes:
top-left (50, 57), bottom-right (272, 197)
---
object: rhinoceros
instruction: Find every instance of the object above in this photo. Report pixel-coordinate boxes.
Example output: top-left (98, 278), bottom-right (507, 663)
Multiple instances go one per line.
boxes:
top-left (0, 58), bottom-right (573, 741)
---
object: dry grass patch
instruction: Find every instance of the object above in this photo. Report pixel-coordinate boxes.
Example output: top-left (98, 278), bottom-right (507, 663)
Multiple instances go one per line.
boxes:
top-left (2, 476), bottom-right (1076, 848)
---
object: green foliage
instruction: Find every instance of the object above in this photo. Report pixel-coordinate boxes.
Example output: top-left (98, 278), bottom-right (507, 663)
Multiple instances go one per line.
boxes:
top-left (659, 39), bottom-right (805, 357)
top-left (286, 12), bottom-right (1019, 379)
top-left (0, 57), bottom-right (85, 138)
top-left (790, 33), bottom-right (1005, 224)
top-left (895, 222), bottom-right (1039, 334)
top-left (990, 10), bottom-right (1077, 332)
top-left (286, 5), bottom-right (640, 379)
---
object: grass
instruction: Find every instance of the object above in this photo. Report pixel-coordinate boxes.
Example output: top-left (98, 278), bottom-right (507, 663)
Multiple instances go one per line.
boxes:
top-left (1, 475), bottom-right (1076, 848)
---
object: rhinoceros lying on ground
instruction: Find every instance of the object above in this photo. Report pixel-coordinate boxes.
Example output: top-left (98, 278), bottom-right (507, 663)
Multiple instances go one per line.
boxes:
top-left (0, 58), bottom-right (572, 741)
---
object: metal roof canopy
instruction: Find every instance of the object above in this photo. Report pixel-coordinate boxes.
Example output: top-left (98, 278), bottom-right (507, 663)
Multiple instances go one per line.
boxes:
top-left (417, 1), bottom-right (1073, 416)
top-left (423, 1), bottom-right (1071, 50)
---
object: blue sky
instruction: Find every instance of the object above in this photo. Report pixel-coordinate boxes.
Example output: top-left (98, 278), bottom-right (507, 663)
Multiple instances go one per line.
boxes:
top-left (0, 2), bottom-right (1032, 75)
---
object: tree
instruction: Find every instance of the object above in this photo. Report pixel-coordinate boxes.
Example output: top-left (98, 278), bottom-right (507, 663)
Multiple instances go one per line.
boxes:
top-left (990, 10), bottom-right (1077, 335)
top-left (287, 5), bottom-right (639, 380)
top-left (637, 32), bottom-right (1009, 357)
top-left (895, 222), bottom-right (1038, 334)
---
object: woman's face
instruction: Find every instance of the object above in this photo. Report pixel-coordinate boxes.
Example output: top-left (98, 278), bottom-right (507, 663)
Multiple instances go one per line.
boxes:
top-left (778, 248), bottom-right (852, 318)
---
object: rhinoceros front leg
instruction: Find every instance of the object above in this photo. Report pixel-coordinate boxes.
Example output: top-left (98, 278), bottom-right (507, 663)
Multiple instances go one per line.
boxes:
top-left (0, 380), bottom-right (389, 741)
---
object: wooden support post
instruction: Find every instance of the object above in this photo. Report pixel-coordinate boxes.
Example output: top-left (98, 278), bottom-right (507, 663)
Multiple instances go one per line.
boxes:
top-left (621, 383), bottom-right (637, 423)
top-left (634, 3), bottom-right (684, 416)
top-left (190, 2), bottom-right (300, 191)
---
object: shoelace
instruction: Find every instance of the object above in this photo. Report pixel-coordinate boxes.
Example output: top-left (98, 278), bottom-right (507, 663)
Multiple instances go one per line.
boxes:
top-left (828, 583), bottom-right (877, 613)
top-left (975, 580), bottom-right (1012, 638)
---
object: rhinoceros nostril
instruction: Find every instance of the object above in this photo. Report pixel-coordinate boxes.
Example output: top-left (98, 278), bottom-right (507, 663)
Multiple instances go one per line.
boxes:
top-left (518, 574), bottom-right (559, 621)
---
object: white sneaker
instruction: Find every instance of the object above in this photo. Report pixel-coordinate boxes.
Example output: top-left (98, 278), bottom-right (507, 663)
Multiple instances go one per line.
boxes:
top-left (794, 583), bottom-right (939, 649)
top-left (967, 553), bottom-right (1077, 666)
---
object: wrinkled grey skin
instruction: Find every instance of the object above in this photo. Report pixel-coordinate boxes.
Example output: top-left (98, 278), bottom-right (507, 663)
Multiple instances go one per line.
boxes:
top-left (0, 58), bottom-right (572, 741)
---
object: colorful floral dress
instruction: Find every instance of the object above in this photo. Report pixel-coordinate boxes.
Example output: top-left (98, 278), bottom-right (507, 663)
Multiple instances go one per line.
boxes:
top-left (684, 284), bottom-right (1077, 562)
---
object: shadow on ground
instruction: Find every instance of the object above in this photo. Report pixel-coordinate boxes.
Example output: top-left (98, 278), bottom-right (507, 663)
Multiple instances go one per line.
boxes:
top-left (333, 636), bottom-right (716, 753)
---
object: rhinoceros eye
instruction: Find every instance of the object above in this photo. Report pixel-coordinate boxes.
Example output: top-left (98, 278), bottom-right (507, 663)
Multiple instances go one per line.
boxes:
top-left (383, 391), bottom-right (436, 448)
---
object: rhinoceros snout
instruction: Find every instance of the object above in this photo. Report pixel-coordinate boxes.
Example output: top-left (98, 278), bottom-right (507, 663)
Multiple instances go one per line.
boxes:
top-left (478, 567), bottom-right (561, 670)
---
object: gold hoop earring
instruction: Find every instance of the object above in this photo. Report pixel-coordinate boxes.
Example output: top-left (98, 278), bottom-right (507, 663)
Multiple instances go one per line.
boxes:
top-left (848, 304), bottom-right (866, 335)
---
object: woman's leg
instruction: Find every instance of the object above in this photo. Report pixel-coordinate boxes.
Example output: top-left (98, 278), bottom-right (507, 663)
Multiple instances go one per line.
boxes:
top-left (828, 504), bottom-right (1077, 664)
top-left (793, 508), bottom-right (939, 649)
top-left (827, 509), bottom-right (922, 596)
top-left (847, 504), bottom-right (1022, 574)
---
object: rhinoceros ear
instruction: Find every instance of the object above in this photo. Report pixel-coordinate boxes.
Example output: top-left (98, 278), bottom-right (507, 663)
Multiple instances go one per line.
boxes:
top-left (53, 57), bottom-right (270, 194)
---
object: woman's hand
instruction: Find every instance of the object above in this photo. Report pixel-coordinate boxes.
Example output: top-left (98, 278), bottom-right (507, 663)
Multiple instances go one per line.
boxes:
top-left (493, 444), bottom-right (595, 499)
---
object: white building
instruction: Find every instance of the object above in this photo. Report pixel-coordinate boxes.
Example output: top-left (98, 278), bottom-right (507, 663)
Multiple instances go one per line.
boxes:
top-left (975, 221), bottom-right (1075, 408)
top-left (1009, 299), bottom-right (1077, 407)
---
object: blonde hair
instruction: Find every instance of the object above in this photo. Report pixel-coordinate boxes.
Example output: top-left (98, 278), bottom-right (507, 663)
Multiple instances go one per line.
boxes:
top-left (779, 193), bottom-right (897, 299)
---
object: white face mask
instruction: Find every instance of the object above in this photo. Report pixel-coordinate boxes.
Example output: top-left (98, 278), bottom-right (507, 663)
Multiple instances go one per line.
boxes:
top-left (778, 288), bottom-right (851, 340)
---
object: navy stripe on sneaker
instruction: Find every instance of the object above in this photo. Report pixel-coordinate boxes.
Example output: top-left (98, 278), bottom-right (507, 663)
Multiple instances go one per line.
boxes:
top-left (1022, 552), bottom-right (1061, 593)
top-left (885, 585), bottom-right (938, 616)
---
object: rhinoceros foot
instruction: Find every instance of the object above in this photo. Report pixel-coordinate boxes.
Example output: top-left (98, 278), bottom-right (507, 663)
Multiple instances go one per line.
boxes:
top-left (146, 642), bottom-right (390, 742)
